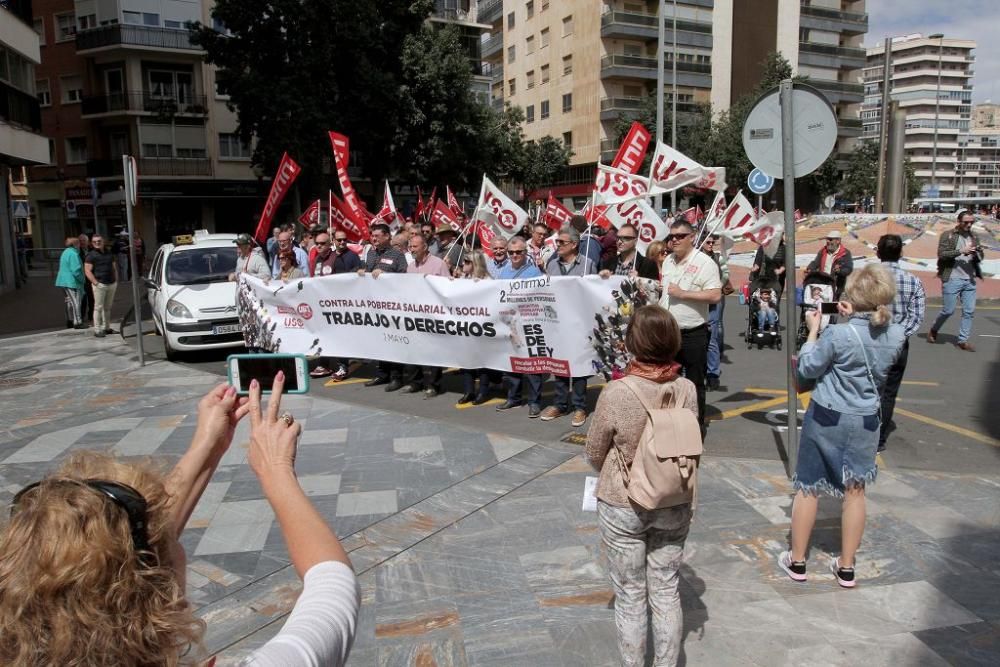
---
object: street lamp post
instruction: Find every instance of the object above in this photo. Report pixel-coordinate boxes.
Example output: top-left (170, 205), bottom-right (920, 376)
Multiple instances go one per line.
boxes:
top-left (654, 0), bottom-right (678, 216)
top-left (929, 33), bottom-right (944, 200)
top-left (670, 0), bottom-right (677, 214)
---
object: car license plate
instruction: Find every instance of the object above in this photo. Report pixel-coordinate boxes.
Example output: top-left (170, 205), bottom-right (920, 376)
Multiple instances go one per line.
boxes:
top-left (212, 324), bottom-right (241, 335)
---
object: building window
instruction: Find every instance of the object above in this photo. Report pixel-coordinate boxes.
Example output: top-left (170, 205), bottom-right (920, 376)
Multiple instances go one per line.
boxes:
top-left (507, 12), bottom-right (515, 29)
top-left (176, 147), bottom-right (207, 158)
top-left (123, 11), bottom-right (158, 26)
top-left (123, 11), bottom-right (142, 24)
top-left (164, 19), bottom-right (183, 29)
top-left (542, 1), bottom-right (549, 10)
top-left (563, 131), bottom-right (572, 149)
top-left (142, 143), bottom-right (173, 158)
top-left (562, 15), bottom-right (573, 36)
top-left (48, 138), bottom-right (56, 164)
top-left (508, 45), bottom-right (516, 63)
top-left (541, 64), bottom-right (550, 83)
top-left (55, 13), bottom-right (76, 41)
top-left (527, 1), bottom-right (535, 18)
top-left (65, 137), bottom-right (88, 164)
top-left (508, 78), bottom-right (516, 96)
top-left (562, 93), bottom-right (572, 112)
top-left (563, 54), bottom-right (572, 75)
top-left (78, 14), bottom-right (97, 30)
top-left (526, 35), bottom-right (534, 54)
top-left (527, 70), bottom-right (535, 89)
top-left (33, 18), bottom-right (45, 46)
top-left (526, 105), bottom-right (535, 123)
top-left (36, 79), bottom-right (51, 106)
top-left (60, 75), bottom-right (83, 103)
top-left (219, 133), bottom-right (251, 159)
top-left (541, 100), bottom-right (550, 119)
top-left (541, 27), bottom-right (550, 48)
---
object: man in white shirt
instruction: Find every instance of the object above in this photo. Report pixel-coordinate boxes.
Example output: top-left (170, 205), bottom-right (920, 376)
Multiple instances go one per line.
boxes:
top-left (659, 220), bottom-right (722, 431)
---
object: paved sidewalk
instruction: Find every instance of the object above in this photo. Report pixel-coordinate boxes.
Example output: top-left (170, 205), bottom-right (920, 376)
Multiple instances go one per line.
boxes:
top-left (0, 330), bottom-right (996, 665)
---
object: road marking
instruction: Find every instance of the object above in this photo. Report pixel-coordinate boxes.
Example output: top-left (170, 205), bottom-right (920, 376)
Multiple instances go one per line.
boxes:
top-left (901, 380), bottom-right (940, 386)
top-left (323, 377), bottom-right (370, 387)
top-left (980, 334), bottom-right (1000, 338)
top-left (710, 395), bottom-right (791, 421)
top-left (455, 398), bottom-right (505, 410)
top-left (876, 453), bottom-right (886, 468)
top-left (743, 387), bottom-right (788, 396)
top-left (894, 408), bottom-right (1000, 448)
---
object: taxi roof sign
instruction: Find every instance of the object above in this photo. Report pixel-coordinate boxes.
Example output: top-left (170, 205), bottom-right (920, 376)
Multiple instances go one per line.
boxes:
top-left (173, 234), bottom-right (194, 246)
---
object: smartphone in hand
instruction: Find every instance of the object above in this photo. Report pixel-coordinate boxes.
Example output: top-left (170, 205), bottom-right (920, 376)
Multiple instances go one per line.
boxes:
top-left (227, 354), bottom-right (310, 395)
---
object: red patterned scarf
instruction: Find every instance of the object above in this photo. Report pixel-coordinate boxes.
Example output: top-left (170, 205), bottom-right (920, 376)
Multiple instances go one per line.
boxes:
top-left (626, 360), bottom-right (682, 383)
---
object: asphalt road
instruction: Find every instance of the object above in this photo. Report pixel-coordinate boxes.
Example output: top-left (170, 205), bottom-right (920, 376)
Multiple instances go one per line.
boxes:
top-left (161, 294), bottom-right (1000, 477)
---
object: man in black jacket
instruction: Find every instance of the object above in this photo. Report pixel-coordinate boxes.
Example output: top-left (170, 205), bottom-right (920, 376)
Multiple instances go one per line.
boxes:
top-left (928, 210), bottom-right (985, 351)
top-left (598, 224), bottom-right (659, 280)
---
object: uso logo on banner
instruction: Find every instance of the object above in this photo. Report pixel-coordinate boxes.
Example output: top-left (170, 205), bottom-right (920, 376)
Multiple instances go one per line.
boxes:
top-left (595, 168), bottom-right (648, 201)
top-left (638, 221), bottom-right (658, 244)
top-left (484, 190), bottom-right (519, 232)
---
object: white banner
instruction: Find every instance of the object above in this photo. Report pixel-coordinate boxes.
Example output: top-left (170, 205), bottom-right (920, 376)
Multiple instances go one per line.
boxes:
top-left (238, 274), bottom-right (648, 377)
top-left (648, 142), bottom-right (726, 192)
top-left (593, 163), bottom-right (664, 205)
top-left (479, 176), bottom-right (529, 239)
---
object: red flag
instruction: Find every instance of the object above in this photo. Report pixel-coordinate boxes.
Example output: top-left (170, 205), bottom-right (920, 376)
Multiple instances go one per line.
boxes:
top-left (477, 221), bottom-right (497, 259)
top-left (426, 186), bottom-right (438, 222)
top-left (253, 152), bottom-right (301, 244)
top-left (371, 182), bottom-right (403, 230)
top-left (430, 200), bottom-right (462, 232)
top-left (415, 187), bottom-right (425, 220)
top-left (297, 199), bottom-right (321, 229)
top-left (328, 131), bottom-right (373, 228)
top-left (682, 207), bottom-right (698, 224)
top-left (794, 209), bottom-right (804, 222)
top-left (328, 191), bottom-right (366, 242)
top-left (696, 205), bottom-right (704, 222)
top-left (543, 193), bottom-right (573, 231)
top-left (612, 121), bottom-right (652, 174)
top-left (446, 186), bottom-right (463, 216)
top-left (580, 201), bottom-right (612, 229)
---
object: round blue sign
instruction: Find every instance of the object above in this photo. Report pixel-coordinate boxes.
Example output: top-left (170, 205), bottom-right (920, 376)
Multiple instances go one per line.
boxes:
top-left (747, 168), bottom-right (775, 195)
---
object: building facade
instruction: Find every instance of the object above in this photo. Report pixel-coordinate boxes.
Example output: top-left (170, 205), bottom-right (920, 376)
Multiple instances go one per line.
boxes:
top-left (25, 0), bottom-right (266, 256)
top-left (1, 0), bottom-right (49, 293)
top-left (862, 34), bottom-right (977, 200)
top-left (480, 0), bottom-right (867, 196)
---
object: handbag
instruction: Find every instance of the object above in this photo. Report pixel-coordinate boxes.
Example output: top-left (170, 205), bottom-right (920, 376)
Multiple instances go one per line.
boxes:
top-left (791, 354), bottom-right (816, 394)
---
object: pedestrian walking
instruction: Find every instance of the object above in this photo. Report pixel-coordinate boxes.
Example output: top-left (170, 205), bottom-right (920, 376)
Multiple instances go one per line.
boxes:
top-left (700, 234), bottom-right (729, 391)
top-left (55, 236), bottom-right (86, 329)
top-left (585, 305), bottom-right (698, 666)
top-left (83, 234), bottom-right (118, 338)
top-left (779, 264), bottom-right (904, 588)
top-left (927, 210), bottom-right (985, 351)
top-left (876, 234), bottom-right (926, 452)
top-left (659, 221), bottom-right (722, 432)
top-left (78, 233), bottom-right (94, 324)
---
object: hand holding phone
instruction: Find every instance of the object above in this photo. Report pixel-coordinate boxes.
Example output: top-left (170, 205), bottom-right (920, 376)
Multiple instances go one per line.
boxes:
top-left (228, 354), bottom-right (310, 395)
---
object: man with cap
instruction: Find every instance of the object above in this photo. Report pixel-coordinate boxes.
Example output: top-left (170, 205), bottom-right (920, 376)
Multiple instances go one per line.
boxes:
top-left (229, 233), bottom-right (271, 283)
top-left (435, 223), bottom-right (460, 266)
top-left (805, 230), bottom-right (853, 298)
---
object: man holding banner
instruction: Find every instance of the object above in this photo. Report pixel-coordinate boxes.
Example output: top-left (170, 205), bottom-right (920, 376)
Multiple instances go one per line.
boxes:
top-left (360, 223), bottom-right (409, 391)
top-left (660, 220), bottom-right (722, 432)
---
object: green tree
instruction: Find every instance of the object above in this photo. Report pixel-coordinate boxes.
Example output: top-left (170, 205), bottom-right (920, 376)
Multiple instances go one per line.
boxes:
top-left (512, 135), bottom-right (573, 201)
top-left (840, 140), bottom-right (879, 203)
top-left (803, 156), bottom-right (842, 202)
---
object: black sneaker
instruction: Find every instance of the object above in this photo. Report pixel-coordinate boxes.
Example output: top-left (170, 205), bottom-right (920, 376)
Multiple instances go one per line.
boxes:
top-left (778, 550), bottom-right (807, 582)
top-left (496, 400), bottom-right (522, 411)
top-left (94, 330), bottom-right (106, 338)
top-left (831, 558), bottom-right (856, 588)
top-left (364, 377), bottom-right (389, 387)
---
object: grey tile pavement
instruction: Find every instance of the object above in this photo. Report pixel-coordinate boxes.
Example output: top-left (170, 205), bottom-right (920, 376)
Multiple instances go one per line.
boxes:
top-left (0, 329), bottom-right (997, 665)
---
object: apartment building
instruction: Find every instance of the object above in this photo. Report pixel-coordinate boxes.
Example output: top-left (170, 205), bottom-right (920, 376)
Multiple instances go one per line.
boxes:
top-left (862, 35), bottom-right (977, 200)
top-left (972, 102), bottom-right (1000, 131)
top-left (480, 0), bottom-right (867, 197)
top-left (430, 0), bottom-right (493, 104)
top-left (1, 0), bottom-right (49, 293)
top-left (25, 0), bottom-right (264, 252)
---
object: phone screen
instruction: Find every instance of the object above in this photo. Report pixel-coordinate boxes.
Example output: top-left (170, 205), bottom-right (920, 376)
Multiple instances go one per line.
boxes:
top-left (820, 302), bottom-right (839, 315)
top-left (231, 355), bottom-right (301, 393)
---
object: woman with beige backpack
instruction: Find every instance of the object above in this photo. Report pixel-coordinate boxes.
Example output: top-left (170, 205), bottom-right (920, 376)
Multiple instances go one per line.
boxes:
top-left (586, 305), bottom-right (703, 666)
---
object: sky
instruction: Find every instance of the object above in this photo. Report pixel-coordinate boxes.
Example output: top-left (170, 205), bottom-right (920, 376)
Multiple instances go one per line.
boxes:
top-left (865, 0), bottom-right (1000, 104)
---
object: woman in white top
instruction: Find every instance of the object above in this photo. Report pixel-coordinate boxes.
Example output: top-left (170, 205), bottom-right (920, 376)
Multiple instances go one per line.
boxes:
top-left (0, 376), bottom-right (359, 666)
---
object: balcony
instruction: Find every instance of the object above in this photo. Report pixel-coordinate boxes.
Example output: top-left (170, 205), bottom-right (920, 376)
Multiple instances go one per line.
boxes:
top-left (1, 0), bottom-right (33, 26)
top-left (600, 55), bottom-right (710, 83)
top-left (600, 96), bottom-right (701, 121)
top-left (799, 3), bottom-right (868, 35)
top-left (799, 41), bottom-right (866, 69)
top-left (601, 11), bottom-right (712, 41)
top-left (479, 0), bottom-right (502, 24)
top-left (486, 63), bottom-right (503, 83)
top-left (0, 81), bottom-right (42, 133)
top-left (76, 24), bottom-right (203, 53)
top-left (80, 90), bottom-right (209, 117)
top-left (87, 157), bottom-right (212, 178)
top-left (482, 33), bottom-right (502, 59)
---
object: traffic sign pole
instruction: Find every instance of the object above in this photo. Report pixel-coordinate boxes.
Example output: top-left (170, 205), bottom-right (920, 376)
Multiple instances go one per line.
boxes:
top-left (779, 81), bottom-right (798, 475)
top-left (123, 155), bottom-right (145, 367)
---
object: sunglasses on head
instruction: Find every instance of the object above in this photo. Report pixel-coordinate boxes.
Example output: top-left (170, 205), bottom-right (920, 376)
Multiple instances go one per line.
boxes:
top-left (12, 479), bottom-right (153, 565)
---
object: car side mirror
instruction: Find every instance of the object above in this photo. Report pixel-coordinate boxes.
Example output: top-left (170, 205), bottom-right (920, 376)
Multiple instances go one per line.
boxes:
top-left (144, 278), bottom-right (159, 291)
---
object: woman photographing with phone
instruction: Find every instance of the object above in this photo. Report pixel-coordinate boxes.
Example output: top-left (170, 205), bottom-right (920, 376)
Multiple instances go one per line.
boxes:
top-left (779, 264), bottom-right (904, 588)
top-left (0, 375), bottom-right (359, 665)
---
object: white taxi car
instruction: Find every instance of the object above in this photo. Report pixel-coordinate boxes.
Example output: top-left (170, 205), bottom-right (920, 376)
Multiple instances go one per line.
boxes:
top-left (145, 231), bottom-right (246, 360)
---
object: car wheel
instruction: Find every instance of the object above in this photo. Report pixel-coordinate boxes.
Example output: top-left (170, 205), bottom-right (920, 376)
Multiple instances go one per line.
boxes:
top-left (164, 336), bottom-right (181, 361)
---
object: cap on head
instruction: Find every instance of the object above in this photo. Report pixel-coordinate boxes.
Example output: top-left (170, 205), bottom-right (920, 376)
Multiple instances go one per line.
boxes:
top-left (234, 233), bottom-right (253, 246)
top-left (826, 231), bottom-right (842, 240)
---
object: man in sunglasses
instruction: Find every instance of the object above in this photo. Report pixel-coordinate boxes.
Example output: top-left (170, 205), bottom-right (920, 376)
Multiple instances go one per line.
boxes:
top-left (84, 234), bottom-right (119, 337)
top-left (660, 220), bottom-right (722, 432)
top-left (309, 230), bottom-right (361, 381)
top-left (498, 237), bottom-right (546, 414)
top-left (598, 223), bottom-right (659, 280)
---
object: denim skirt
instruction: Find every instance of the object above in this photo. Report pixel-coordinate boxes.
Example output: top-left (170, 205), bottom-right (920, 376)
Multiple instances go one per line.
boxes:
top-left (793, 401), bottom-right (879, 498)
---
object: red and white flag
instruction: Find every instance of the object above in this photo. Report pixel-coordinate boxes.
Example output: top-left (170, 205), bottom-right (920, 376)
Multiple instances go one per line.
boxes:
top-left (681, 207), bottom-right (699, 224)
top-left (603, 200), bottom-right (668, 254)
top-left (611, 121), bottom-right (653, 174)
top-left (794, 209), bottom-right (804, 222)
top-left (648, 142), bottom-right (726, 193)
top-left (415, 187), bottom-right (425, 221)
top-left (703, 192), bottom-right (727, 228)
top-left (372, 181), bottom-right (404, 230)
top-left (328, 191), bottom-right (366, 242)
top-left (446, 186), bottom-right (463, 217)
top-left (328, 131), bottom-right (373, 234)
top-left (430, 200), bottom-right (462, 232)
top-left (477, 219), bottom-right (498, 258)
top-left (253, 152), bottom-right (301, 244)
top-left (593, 163), bottom-right (664, 205)
top-left (543, 193), bottom-right (573, 231)
top-left (749, 211), bottom-right (785, 258)
top-left (477, 175), bottom-right (529, 239)
top-left (298, 199), bottom-right (321, 229)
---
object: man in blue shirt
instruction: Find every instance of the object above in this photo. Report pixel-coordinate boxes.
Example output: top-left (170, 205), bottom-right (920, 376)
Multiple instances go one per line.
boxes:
top-left (270, 229), bottom-right (310, 278)
top-left (497, 236), bottom-right (547, 415)
top-left (570, 214), bottom-right (603, 267)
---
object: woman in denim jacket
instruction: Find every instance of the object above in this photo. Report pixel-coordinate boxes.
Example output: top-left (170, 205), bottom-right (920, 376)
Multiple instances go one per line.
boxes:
top-left (778, 264), bottom-right (904, 588)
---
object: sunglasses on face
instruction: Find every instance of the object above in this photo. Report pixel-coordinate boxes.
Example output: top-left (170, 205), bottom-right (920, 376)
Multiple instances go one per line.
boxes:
top-left (335, 238), bottom-right (348, 243)
top-left (508, 249), bottom-right (526, 256)
top-left (315, 241), bottom-right (330, 246)
top-left (666, 233), bottom-right (691, 242)
top-left (617, 236), bottom-right (637, 242)
top-left (12, 479), bottom-right (153, 564)
top-left (555, 239), bottom-right (574, 246)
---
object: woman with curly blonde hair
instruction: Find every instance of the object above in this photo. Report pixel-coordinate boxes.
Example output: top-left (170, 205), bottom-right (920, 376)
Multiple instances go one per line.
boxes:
top-left (778, 264), bottom-right (904, 589)
top-left (0, 377), bottom-right (359, 666)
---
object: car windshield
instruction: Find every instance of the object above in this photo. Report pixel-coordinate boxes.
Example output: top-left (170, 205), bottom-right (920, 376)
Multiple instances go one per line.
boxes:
top-left (166, 246), bottom-right (238, 285)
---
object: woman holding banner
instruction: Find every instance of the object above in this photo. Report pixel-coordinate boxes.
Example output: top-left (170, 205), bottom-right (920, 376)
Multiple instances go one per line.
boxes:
top-left (457, 251), bottom-right (493, 405)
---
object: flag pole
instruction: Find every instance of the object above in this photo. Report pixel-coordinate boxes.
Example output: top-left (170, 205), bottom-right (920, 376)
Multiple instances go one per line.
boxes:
top-left (583, 188), bottom-right (596, 269)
